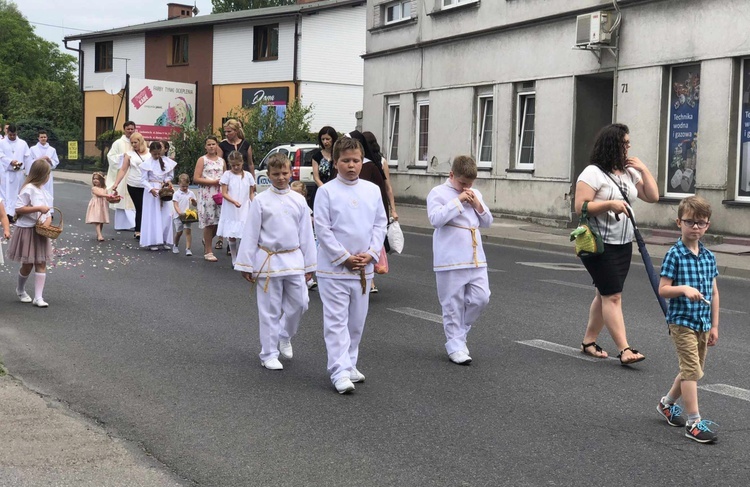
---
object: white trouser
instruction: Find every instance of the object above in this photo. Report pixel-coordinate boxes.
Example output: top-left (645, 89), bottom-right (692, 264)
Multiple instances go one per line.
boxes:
top-left (435, 267), bottom-right (491, 355)
top-left (257, 274), bottom-right (309, 362)
top-left (319, 277), bottom-right (370, 382)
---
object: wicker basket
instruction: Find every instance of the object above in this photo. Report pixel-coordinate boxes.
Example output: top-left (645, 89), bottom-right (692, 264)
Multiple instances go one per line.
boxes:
top-left (106, 192), bottom-right (122, 203)
top-left (158, 183), bottom-right (174, 202)
top-left (179, 214), bottom-right (199, 224)
top-left (35, 207), bottom-right (63, 240)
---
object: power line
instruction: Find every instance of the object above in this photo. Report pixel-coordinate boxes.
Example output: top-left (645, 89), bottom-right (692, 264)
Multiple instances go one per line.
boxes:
top-left (29, 20), bottom-right (93, 32)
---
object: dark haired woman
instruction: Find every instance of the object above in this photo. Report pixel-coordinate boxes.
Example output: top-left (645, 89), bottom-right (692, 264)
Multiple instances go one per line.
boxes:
top-left (574, 123), bottom-right (658, 364)
top-left (310, 126), bottom-right (338, 203)
top-left (139, 141), bottom-right (176, 251)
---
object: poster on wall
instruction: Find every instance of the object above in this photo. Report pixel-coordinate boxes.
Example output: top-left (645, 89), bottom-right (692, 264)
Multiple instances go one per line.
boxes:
top-left (128, 78), bottom-right (196, 140)
top-left (738, 60), bottom-right (750, 198)
top-left (666, 64), bottom-right (700, 195)
top-left (242, 87), bottom-right (289, 119)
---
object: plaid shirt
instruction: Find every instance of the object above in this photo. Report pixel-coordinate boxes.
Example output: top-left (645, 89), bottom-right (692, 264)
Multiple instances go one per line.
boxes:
top-left (660, 239), bottom-right (718, 332)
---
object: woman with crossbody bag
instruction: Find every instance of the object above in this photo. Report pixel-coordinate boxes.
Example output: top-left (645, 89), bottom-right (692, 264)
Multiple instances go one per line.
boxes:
top-left (574, 123), bottom-right (659, 365)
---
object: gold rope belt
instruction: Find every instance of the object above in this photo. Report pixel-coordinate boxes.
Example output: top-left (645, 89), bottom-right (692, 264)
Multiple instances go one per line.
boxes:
top-left (360, 268), bottom-right (367, 295)
top-left (257, 245), bottom-right (300, 292)
top-left (447, 223), bottom-right (479, 267)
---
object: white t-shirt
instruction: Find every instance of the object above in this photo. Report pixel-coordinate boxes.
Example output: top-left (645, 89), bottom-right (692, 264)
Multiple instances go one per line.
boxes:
top-left (172, 188), bottom-right (197, 217)
top-left (577, 165), bottom-right (641, 245)
top-left (15, 184), bottom-right (52, 228)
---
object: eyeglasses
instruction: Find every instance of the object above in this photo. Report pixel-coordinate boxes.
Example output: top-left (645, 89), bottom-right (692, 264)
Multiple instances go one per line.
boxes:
top-left (680, 219), bottom-right (709, 229)
top-left (622, 140), bottom-right (631, 147)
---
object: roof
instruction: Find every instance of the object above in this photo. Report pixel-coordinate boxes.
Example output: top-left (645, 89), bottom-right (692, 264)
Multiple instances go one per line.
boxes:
top-left (64, 0), bottom-right (364, 41)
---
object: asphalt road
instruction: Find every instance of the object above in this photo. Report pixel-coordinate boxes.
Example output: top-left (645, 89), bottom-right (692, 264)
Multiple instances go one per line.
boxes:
top-left (1, 181), bottom-right (749, 486)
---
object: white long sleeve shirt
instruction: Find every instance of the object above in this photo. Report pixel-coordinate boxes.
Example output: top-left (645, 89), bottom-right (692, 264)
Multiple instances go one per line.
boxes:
top-left (234, 186), bottom-right (316, 277)
top-left (427, 179), bottom-right (493, 272)
top-left (313, 176), bottom-right (387, 280)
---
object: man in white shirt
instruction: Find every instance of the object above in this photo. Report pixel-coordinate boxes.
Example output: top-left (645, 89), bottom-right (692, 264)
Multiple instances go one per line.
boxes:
top-left (0, 124), bottom-right (33, 219)
top-left (29, 130), bottom-right (59, 205)
top-left (105, 121), bottom-right (137, 230)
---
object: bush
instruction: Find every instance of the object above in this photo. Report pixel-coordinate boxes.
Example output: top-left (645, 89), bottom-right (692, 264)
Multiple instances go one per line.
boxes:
top-left (169, 125), bottom-right (218, 182)
top-left (96, 129), bottom-right (123, 152)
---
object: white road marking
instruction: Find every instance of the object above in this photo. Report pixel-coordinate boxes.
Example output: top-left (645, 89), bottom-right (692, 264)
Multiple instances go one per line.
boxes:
top-left (388, 307), bottom-right (443, 324)
top-left (488, 268), bottom-right (506, 273)
top-left (517, 339), bottom-right (612, 362)
top-left (699, 384), bottom-right (750, 402)
top-left (391, 253), bottom-right (420, 259)
top-left (540, 279), bottom-right (592, 290)
top-left (517, 262), bottom-right (587, 271)
top-left (719, 308), bottom-right (747, 315)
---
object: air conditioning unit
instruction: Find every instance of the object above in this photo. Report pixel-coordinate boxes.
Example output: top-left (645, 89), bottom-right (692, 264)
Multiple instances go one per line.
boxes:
top-left (576, 11), bottom-right (614, 47)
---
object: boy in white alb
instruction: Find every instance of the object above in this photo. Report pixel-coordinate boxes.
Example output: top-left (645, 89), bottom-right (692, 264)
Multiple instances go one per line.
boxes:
top-left (427, 155), bottom-right (492, 365)
top-left (29, 130), bottom-right (59, 205)
top-left (234, 154), bottom-right (316, 371)
top-left (172, 173), bottom-right (197, 255)
top-left (314, 137), bottom-right (388, 394)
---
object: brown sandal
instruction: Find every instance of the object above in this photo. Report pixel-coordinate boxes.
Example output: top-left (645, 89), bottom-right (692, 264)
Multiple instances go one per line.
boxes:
top-left (581, 341), bottom-right (608, 358)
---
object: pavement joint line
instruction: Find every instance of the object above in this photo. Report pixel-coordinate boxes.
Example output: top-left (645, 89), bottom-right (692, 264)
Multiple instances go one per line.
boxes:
top-left (387, 307), bottom-right (443, 324)
top-left (539, 279), bottom-right (593, 290)
top-left (699, 384), bottom-right (750, 402)
top-left (517, 339), bottom-right (617, 362)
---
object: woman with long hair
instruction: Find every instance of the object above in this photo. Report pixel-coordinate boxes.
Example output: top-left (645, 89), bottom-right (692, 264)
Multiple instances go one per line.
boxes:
top-left (574, 123), bottom-right (659, 364)
top-left (112, 132), bottom-right (150, 239)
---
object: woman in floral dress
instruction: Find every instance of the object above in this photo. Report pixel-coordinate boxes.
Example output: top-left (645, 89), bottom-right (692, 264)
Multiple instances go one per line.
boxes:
top-left (193, 136), bottom-right (226, 262)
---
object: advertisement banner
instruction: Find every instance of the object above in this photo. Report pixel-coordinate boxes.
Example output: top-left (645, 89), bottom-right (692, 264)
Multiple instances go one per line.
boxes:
top-left (128, 79), bottom-right (196, 140)
top-left (739, 59), bottom-right (750, 198)
top-left (666, 64), bottom-right (700, 195)
top-left (242, 87), bottom-right (289, 119)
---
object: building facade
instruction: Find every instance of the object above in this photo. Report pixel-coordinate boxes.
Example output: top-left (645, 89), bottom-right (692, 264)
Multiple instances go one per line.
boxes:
top-left (363, 0), bottom-right (750, 235)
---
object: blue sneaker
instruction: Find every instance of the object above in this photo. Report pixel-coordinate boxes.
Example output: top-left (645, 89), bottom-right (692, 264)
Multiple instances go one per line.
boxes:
top-left (685, 419), bottom-right (718, 443)
top-left (657, 399), bottom-right (686, 427)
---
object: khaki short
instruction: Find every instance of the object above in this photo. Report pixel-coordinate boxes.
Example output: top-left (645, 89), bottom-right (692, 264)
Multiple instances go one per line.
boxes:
top-left (669, 324), bottom-right (708, 381)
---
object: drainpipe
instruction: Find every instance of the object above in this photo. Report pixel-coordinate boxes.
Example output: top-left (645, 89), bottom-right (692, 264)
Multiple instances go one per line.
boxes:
top-left (293, 13), bottom-right (301, 101)
top-left (64, 39), bottom-right (85, 154)
top-left (610, 0), bottom-right (622, 121)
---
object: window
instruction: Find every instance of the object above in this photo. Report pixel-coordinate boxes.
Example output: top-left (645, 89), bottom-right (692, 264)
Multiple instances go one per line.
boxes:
top-left (476, 95), bottom-right (493, 167)
top-left (171, 34), bottom-right (189, 65)
top-left (254, 24), bottom-right (279, 61)
top-left (516, 92), bottom-right (535, 169)
top-left (94, 41), bottom-right (113, 72)
top-left (95, 117), bottom-right (113, 139)
top-left (665, 63), bottom-right (700, 196)
top-left (385, 1), bottom-right (411, 24)
top-left (737, 58), bottom-right (750, 200)
top-left (387, 104), bottom-right (400, 164)
top-left (442, 0), bottom-right (478, 9)
top-left (416, 98), bottom-right (429, 166)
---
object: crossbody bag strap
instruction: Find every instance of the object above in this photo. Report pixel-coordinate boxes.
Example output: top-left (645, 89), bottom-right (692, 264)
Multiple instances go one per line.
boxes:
top-left (598, 166), bottom-right (637, 228)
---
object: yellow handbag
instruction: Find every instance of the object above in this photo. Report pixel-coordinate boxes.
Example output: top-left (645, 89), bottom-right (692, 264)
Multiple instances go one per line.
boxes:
top-left (570, 202), bottom-right (604, 257)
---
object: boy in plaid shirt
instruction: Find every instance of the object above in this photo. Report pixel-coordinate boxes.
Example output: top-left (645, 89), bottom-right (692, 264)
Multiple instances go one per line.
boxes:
top-left (657, 196), bottom-right (720, 443)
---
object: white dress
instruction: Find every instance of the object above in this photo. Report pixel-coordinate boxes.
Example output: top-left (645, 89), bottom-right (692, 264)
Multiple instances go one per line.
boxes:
top-left (139, 157), bottom-right (177, 248)
top-left (217, 170), bottom-right (255, 238)
top-left (0, 137), bottom-right (32, 217)
top-left (29, 143), bottom-right (59, 203)
top-left (106, 136), bottom-right (136, 229)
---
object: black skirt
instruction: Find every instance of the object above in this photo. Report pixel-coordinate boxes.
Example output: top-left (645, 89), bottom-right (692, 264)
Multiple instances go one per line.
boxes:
top-left (579, 242), bottom-right (632, 296)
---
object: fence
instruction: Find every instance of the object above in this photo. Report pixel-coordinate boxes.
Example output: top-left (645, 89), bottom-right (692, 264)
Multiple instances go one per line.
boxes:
top-left (47, 140), bottom-right (108, 172)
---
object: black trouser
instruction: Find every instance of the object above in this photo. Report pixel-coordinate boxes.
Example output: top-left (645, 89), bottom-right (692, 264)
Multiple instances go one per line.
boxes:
top-left (127, 185), bottom-right (144, 232)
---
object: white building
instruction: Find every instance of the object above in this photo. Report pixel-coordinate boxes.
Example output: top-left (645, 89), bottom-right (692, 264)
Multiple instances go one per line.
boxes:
top-left (362, 0), bottom-right (750, 235)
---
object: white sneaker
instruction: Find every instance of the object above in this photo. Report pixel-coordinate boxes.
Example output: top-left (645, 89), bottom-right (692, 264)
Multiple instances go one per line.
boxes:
top-left (32, 298), bottom-right (49, 308)
top-left (150, 246), bottom-right (159, 251)
top-left (306, 279), bottom-right (317, 290)
top-left (261, 358), bottom-right (283, 370)
top-left (334, 377), bottom-right (355, 394)
top-left (172, 246), bottom-right (180, 254)
top-left (185, 249), bottom-right (193, 256)
top-left (278, 339), bottom-right (293, 359)
top-left (162, 244), bottom-right (172, 251)
top-left (17, 291), bottom-right (32, 303)
top-left (350, 368), bottom-right (366, 383)
top-left (448, 351), bottom-right (472, 365)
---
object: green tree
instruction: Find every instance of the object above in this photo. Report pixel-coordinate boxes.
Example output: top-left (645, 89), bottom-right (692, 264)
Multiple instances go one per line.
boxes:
top-left (227, 100), bottom-right (314, 159)
top-left (0, 0), bottom-right (82, 139)
top-left (170, 125), bottom-right (219, 182)
top-left (212, 0), bottom-right (296, 14)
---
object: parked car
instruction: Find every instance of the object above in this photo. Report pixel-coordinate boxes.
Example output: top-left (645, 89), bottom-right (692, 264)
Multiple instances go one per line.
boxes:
top-left (255, 143), bottom-right (319, 205)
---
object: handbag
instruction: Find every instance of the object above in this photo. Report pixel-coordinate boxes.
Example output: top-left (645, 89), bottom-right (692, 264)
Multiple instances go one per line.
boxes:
top-left (374, 246), bottom-right (389, 274)
top-left (212, 192), bottom-right (223, 205)
top-left (386, 219), bottom-right (404, 254)
top-left (570, 201), bottom-right (603, 257)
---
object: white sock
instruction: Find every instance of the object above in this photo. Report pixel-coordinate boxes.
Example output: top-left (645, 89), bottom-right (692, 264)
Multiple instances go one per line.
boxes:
top-left (34, 272), bottom-right (46, 300)
top-left (17, 272), bottom-right (29, 295)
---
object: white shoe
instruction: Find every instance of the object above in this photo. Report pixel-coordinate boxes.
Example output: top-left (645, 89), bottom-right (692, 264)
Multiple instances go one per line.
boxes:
top-left (17, 291), bottom-right (32, 303)
top-left (448, 351), bottom-right (472, 365)
top-left (334, 377), bottom-right (355, 394)
top-left (172, 246), bottom-right (180, 254)
top-left (261, 358), bottom-right (283, 370)
top-left (350, 368), bottom-right (366, 383)
top-left (306, 279), bottom-right (317, 290)
top-left (32, 298), bottom-right (49, 308)
top-left (185, 249), bottom-right (193, 256)
top-left (278, 339), bottom-right (293, 359)
top-left (163, 244), bottom-right (172, 251)
top-left (150, 246), bottom-right (159, 251)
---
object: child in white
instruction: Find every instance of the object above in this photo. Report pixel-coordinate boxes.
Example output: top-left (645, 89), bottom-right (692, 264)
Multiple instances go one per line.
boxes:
top-left (28, 130), bottom-right (59, 206)
top-left (314, 137), bottom-right (387, 394)
top-left (172, 173), bottom-right (197, 256)
top-left (234, 153), bottom-right (316, 371)
top-left (140, 142), bottom-right (176, 250)
top-left (218, 151), bottom-right (255, 265)
top-left (0, 197), bottom-right (11, 266)
top-left (427, 155), bottom-right (492, 365)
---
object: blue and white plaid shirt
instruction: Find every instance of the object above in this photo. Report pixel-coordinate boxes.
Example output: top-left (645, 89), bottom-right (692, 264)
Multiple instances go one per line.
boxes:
top-left (660, 239), bottom-right (718, 332)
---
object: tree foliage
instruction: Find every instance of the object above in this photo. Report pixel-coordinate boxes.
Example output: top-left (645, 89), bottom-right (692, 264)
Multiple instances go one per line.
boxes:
top-left (0, 0), bottom-right (82, 139)
top-left (212, 0), bottom-right (296, 14)
top-left (169, 125), bottom-right (218, 183)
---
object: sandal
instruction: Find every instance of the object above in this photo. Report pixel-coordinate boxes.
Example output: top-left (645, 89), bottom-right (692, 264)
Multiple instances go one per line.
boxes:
top-left (617, 347), bottom-right (645, 365)
top-left (581, 341), bottom-right (608, 358)
top-left (215, 240), bottom-right (223, 250)
top-left (204, 253), bottom-right (218, 262)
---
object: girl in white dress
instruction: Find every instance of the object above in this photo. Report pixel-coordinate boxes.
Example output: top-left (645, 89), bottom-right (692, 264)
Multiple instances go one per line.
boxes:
top-left (217, 151), bottom-right (255, 265)
top-left (0, 197), bottom-right (11, 266)
top-left (139, 141), bottom-right (177, 250)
